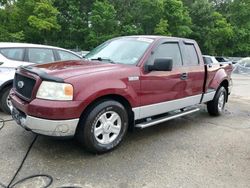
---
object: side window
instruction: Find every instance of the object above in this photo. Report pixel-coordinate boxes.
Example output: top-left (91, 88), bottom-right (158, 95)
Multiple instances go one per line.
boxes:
top-left (28, 48), bottom-right (55, 64)
top-left (0, 48), bottom-right (25, 61)
top-left (57, 50), bottom-right (81, 61)
top-left (184, 44), bottom-right (199, 66)
top-left (153, 43), bottom-right (182, 67)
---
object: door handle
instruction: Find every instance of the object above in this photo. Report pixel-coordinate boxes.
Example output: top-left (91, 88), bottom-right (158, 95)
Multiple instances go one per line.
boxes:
top-left (180, 73), bottom-right (188, 80)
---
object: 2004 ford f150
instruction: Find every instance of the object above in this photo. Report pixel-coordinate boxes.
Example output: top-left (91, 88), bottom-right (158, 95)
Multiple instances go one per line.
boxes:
top-left (10, 36), bottom-right (233, 153)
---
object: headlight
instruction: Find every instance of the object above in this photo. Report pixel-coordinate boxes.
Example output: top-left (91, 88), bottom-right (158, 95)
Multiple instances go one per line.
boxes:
top-left (36, 81), bottom-right (73, 101)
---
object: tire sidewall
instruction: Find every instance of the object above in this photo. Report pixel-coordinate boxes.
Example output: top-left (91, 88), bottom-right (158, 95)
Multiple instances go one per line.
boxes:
top-left (215, 87), bottom-right (227, 115)
top-left (83, 101), bottom-right (128, 153)
top-left (0, 87), bottom-right (11, 114)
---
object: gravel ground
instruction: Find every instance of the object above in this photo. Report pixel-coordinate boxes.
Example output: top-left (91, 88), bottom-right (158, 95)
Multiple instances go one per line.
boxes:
top-left (0, 73), bottom-right (249, 188)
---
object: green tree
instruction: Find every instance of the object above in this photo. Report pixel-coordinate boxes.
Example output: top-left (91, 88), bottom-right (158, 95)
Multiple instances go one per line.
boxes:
top-left (189, 0), bottom-right (233, 55)
top-left (28, 0), bottom-right (60, 43)
top-left (0, 0), bottom-right (60, 44)
top-left (154, 19), bottom-right (171, 36)
top-left (0, 1), bottom-right (25, 41)
top-left (53, 0), bottom-right (93, 49)
top-left (111, 0), bottom-right (191, 37)
top-left (161, 0), bottom-right (192, 37)
top-left (109, 0), bottom-right (143, 35)
top-left (226, 0), bottom-right (250, 56)
top-left (0, 0), bottom-right (249, 56)
top-left (86, 0), bottom-right (118, 48)
top-left (135, 0), bottom-right (164, 34)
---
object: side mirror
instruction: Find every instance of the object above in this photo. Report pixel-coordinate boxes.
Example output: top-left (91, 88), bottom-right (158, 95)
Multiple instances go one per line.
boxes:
top-left (148, 58), bottom-right (173, 72)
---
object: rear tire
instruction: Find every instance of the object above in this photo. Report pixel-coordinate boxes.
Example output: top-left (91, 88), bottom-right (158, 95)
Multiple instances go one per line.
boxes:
top-left (76, 100), bottom-right (129, 154)
top-left (0, 86), bottom-right (12, 114)
top-left (207, 86), bottom-right (227, 116)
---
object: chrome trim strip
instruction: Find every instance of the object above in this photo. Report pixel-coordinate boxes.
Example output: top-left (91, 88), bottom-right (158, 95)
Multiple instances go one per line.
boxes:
top-left (135, 108), bottom-right (200, 129)
top-left (202, 91), bottom-right (216, 103)
top-left (132, 94), bottom-right (202, 120)
top-left (18, 115), bottom-right (79, 137)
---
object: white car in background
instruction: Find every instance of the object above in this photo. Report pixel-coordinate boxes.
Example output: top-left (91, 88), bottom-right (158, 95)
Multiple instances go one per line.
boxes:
top-left (203, 55), bottom-right (233, 66)
top-left (233, 57), bottom-right (250, 74)
top-left (0, 42), bottom-right (82, 114)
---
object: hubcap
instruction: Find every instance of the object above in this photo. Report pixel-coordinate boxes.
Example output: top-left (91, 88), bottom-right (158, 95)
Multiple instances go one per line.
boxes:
top-left (218, 92), bottom-right (225, 112)
top-left (94, 111), bottom-right (122, 144)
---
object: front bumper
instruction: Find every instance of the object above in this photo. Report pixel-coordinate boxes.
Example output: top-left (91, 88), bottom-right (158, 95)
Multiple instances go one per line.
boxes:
top-left (12, 107), bottom-right (79, 137)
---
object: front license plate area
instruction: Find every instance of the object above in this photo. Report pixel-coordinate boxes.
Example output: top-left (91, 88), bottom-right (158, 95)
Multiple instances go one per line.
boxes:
top-left (12, 107), bottom-right (25, 126)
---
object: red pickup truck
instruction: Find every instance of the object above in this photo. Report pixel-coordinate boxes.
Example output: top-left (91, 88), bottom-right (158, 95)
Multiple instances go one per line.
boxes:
top-left (10, 36), bottom-right (233, 153)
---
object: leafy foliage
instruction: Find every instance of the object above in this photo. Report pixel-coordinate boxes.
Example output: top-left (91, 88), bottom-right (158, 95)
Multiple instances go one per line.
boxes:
top-left (28, 0), bottom-right (60, 43)
top-left (0, 0), bottom-right (249, 56)
top-left (86, 0), bottom-right (119, 48)
top-left (188, 0), bottom-right (233, 55)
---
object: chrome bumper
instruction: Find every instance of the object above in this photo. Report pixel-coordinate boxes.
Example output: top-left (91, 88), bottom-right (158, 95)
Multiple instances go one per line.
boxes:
top-left (12, 107), bottom-right (79, 137)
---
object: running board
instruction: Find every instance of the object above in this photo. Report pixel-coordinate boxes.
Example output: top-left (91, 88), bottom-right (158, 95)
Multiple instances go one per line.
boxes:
top-left (135, 108), bottom-right (200, 129)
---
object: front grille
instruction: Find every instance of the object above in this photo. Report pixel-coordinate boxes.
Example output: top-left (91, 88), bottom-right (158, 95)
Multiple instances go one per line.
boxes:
top-left (14, 73), bottom-right (36, 100)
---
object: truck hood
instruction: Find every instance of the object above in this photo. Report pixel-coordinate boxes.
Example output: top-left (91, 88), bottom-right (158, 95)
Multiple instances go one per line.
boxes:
top-left (32, 60), bottom-right (120, 80)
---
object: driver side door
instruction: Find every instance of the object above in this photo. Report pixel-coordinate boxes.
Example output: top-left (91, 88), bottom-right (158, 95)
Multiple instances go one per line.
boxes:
top-left (138, 40), bottom-right (190, 119)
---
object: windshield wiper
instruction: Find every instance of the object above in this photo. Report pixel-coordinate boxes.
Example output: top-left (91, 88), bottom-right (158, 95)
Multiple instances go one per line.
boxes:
top-left (90, 57), bottom-right (116, 64)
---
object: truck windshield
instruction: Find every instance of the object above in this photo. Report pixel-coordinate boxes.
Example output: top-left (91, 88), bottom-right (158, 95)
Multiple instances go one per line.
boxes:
top-left (85, 37), bottom-right (153, 65)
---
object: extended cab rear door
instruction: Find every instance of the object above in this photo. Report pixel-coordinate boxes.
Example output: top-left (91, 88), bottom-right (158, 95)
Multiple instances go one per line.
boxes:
top-left (180, 40), bottom-right (205, 97)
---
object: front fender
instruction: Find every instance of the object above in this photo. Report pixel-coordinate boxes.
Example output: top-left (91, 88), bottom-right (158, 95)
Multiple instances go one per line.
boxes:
top-left (80, 79), bottom-right (138, 104)
top-left (68, 74), bottom-right (140, 116)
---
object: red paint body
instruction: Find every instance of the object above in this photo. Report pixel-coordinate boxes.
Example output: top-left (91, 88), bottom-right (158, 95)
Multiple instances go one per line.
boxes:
top-left (10, 36), bottom-right (233, 120)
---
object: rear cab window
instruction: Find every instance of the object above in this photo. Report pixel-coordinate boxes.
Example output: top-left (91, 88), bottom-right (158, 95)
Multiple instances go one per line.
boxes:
top-left (0, 48), bottom-right (25, 61)
top-left (183, 42), bottom-right (199, 66)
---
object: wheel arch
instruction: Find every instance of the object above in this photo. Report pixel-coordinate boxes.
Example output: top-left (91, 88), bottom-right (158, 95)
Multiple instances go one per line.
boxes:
top-left (0, 80), bottom-right (13, 98)
top-left (219, 79), bottom-right (229, 102)
top-left (77, 94), bottom-right (135, 133)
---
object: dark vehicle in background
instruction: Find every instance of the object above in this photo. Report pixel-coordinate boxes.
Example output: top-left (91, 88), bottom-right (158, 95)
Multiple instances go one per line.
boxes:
top-left (215, 56), bottom-right (230, 63)
top-left (0, 43), bottom-right (82, 114)
top-left (216, 56), bottom-right (238, 66)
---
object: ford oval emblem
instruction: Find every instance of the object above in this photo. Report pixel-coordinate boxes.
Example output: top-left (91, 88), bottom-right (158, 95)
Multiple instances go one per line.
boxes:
top-left (17, 81), bottom-right (24, 89)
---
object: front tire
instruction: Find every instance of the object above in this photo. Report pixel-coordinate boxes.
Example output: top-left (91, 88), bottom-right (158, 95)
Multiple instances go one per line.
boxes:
top-left (76, 100), bottom-right (129, 153)
top-left (207, 86), bottom-right (227, 116)
top-left (0, 86), bottom-right (12, 114)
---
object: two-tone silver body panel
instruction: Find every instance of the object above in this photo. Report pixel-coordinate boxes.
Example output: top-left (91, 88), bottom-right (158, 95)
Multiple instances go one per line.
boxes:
top-left (133, 91), bottom-right (216, 120)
